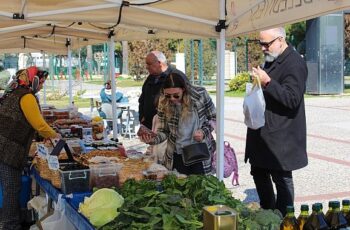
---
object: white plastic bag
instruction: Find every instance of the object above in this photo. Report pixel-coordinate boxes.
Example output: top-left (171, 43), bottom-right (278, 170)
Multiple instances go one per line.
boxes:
top-left (243, 78), bottom-right (266, 130)
top-left (41, 209), bottom-right (76, 230)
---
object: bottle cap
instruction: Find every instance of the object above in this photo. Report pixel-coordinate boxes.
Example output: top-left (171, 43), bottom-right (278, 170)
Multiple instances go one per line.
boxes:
top-left (301, 204), bottom-right (309, 211)
top-left (333, 201), bottom-right (340, 209)
top-left (342, 200), bottom-right (350, 206)
top-left (312, 203), bottom-right (321, 212)
top-left (286, 206), bottom-right (295, 213)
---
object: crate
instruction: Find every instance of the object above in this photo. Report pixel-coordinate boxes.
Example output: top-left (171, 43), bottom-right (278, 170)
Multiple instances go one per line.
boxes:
top-left (89, 163), bottom-right (123, 189)
top-left (59, 163), bottom-right (90, 194)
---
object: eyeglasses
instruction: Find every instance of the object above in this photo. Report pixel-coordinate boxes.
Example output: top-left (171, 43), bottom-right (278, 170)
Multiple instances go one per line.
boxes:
top-left (164, 93), bottom-right (181, 99)
top-left (259, 37), bottom-right (281, 49)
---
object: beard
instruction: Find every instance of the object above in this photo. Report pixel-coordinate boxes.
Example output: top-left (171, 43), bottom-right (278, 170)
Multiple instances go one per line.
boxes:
top-left (264, 51), bottom-right (279, 62)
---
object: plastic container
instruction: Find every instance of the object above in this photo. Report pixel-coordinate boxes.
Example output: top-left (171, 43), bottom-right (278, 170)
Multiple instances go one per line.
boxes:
top-left (89, 163), bottom-right (123, 189)
top-left (59, 163), bottom-right (90, 194)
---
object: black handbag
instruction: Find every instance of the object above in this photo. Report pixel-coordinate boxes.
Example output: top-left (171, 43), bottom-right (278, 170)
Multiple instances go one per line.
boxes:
top-left (182, 142), bottom-right (210, 166)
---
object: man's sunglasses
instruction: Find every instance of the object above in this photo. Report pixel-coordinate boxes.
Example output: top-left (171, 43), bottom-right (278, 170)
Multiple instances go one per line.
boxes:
top-left (259, 37), bottom-right (281, 48)
top-left (164, 93), bottom-right (181, 99)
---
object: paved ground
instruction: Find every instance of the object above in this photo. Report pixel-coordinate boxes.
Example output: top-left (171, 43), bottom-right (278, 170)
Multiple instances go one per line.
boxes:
top-left (76, 82), bottom-right (350, 214)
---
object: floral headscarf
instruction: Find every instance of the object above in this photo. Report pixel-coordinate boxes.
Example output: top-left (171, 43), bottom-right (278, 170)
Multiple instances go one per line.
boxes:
top-left (4, 66), bottom-right (48, 95)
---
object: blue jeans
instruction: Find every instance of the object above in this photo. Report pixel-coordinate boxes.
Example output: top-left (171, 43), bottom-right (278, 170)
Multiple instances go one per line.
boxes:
top-left (251, 166), bottom-right (294, 216)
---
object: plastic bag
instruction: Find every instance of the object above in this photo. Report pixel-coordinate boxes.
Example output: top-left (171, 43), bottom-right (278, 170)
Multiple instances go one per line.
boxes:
top-left (243, 78), bottom-right (266, 130)
top-left (41, 209), bottom-right (76, 230)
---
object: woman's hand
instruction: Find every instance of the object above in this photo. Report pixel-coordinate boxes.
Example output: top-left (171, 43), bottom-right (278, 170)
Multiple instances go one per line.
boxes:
top-left (139, 134), bottom-right (155, 144)
top-left (193, 129), bottom-right (204, 142)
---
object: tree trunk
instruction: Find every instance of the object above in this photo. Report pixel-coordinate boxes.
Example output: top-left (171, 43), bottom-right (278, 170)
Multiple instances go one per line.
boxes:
top-left (86, 45), bottom-right (93, 75)
top-left (122, 41), bottom-right (129, 75)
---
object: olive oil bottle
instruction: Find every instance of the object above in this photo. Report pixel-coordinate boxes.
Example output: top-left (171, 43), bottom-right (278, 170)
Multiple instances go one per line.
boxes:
top-left (325, 201), bottom-right (347, 229)
top-left (280, 206), bottom-right (299, 230)
top-left (297, 204), bottom-right (309, 230)
top-left (341, 199), bottom-right (350, 226)
top-left (303, 203), bottom-right (328, 230)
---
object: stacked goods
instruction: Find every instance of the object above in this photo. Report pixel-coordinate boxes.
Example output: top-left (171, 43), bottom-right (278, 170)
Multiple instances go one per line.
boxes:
top-left (91, 117), bottom-right (104, 140)
top-left (41, 105), bottom-right (56, 124)
top-left (117, 158), bottom-right (151, 186)
top-left (76, 149), bottom-right (124, 166)
top-left (53, 109), bottom-right (70, 120)
top-left (53, 118), bottom-right (91, 129)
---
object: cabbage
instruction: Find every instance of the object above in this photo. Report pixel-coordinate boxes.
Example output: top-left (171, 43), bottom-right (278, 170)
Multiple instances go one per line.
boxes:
top-left (78, 188), bottom-right (124, 227)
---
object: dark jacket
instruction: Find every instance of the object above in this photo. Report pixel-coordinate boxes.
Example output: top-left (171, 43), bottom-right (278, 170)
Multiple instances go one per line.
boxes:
top-left (245, 45), bottom-right (308, 171)
top-left (0, 88), bottom-right (36, 169)
top-left (138, 66), bottom-right (187, 129)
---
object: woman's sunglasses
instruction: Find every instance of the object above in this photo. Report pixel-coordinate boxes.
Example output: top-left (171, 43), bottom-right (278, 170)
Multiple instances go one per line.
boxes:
top-left (164, 93), bottom-right (181, 99)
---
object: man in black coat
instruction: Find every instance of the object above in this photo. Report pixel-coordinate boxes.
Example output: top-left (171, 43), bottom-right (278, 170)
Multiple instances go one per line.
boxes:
top-left (138, 51), bottom-right (187, 129)
top-left (245, 27), bottom-right (308, 216)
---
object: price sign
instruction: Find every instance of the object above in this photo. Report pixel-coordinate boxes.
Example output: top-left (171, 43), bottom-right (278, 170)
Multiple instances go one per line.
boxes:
top-left (36, 143), bottom-right (49, 158)
top-left (48, 155), bottom-right (59, 170)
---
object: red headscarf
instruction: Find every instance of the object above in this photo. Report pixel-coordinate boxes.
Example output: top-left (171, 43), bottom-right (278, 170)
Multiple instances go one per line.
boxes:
top-left (4, 66), bottom-right (48, 95)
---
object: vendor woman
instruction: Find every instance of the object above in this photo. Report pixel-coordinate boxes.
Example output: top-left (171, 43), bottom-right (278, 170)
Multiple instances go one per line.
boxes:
top-left (0, 66), bottom-right (60, 229)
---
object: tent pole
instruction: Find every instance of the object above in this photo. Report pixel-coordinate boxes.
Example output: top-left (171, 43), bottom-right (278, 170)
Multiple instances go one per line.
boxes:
top-left (109, 34), bottom-right (118, 140)
top-left (67, 38), bottom-right (73, 106)
top-left (216, 0), bottom-right (226, 181)
top-left (42, 51), bottom-right (47, 105)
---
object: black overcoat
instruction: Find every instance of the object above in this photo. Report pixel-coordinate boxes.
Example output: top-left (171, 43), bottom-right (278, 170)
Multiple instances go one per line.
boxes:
top-left (245, 45), bottom-right (308, 171)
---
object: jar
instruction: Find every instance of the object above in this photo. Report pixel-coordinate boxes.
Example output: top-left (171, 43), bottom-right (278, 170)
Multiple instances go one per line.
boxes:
top-left (91, 117), bottom-right (104, 140)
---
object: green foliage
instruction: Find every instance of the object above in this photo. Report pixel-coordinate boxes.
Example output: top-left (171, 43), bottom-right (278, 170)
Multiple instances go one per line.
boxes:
top-left (76, 89), bottom-right (86, 96)
top-left (0, 70), bottom-right (11, 90)
top-left (228, 72), bottom-right (250, 92)
top-left (345, 14), bottom-right (350, 60)
top-left (102, 174), bottom-right (244, 230)
top-left (227, 32), bottom-right (263, 73)
top-left (285, 22), bottom-right (306, 52)
top-left (183, 39), bottom-right (217, 81)
top-left (128, 39), bottom-right (175, 79)
top-left (46, 90), bottom-right (66, 100)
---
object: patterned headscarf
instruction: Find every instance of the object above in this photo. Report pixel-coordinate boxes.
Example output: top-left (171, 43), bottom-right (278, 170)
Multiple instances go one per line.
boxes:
top-left (4, 66), bottom-right (48, 95)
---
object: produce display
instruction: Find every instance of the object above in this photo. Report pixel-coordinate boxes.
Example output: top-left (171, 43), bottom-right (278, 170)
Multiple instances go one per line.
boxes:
top-left (100, 174), bottom-right (282, 230)
top-left (79, 188), bottom-right (124, 227)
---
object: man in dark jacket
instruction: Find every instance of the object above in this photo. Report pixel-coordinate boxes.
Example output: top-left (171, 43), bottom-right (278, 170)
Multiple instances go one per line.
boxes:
top-left (138, 51), bottom-right (187, 129)
top-left (245, 27), bottom-right (308, 216)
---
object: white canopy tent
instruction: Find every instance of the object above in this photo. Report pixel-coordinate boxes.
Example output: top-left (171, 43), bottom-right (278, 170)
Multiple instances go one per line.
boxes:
top-left (0, 0), bottom-right (349, 180)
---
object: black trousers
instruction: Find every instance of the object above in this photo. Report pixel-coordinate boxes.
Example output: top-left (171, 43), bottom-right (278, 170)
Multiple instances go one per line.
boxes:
top-left (0, 162), bottom-right (22, 230)
top-left (251, 166), bottom-right (294, 216)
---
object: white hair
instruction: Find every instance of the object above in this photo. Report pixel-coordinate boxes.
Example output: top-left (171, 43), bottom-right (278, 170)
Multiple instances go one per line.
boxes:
top-left (151, 51), bottom-right (167, 64)
top-left (263, 27), bottom-right (286, 39)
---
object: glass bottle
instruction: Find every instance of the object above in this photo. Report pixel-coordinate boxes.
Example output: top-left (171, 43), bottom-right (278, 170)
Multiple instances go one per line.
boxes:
top-left (326, 201), bottom-right (348, 229)
top-left (303, 203), bottom-right (329, 230)
top-left (341, 199), bottom-right (350, 226)
top-left (280, 206), bottom-right (299, 230)
top-left (326, 201), bottom-right (336, 218)
top-left (297, 204), bottom-right (309, 230)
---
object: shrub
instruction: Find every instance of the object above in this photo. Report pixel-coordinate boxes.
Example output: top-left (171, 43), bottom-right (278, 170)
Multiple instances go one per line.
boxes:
top-left (46, 90), bottom-right (66, 100)
top-left (228, 72), bottom-right (250, 92)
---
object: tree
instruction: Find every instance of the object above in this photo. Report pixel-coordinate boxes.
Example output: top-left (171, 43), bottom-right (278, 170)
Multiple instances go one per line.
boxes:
top-left (344, 14), bottom-right (350, 60)
top-left (285, 22), bottom-right (306, 54)
top-left (228, 32), bottom-right (263, 73)
top-left (182, 39), bottom-right (216, 81)
top-left (127, 39), bottom-right (175, 80)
